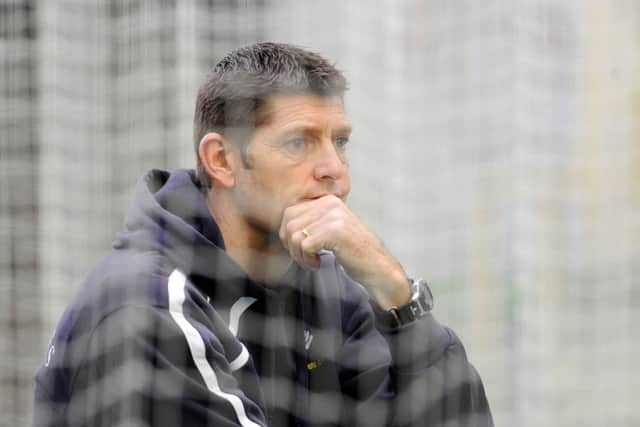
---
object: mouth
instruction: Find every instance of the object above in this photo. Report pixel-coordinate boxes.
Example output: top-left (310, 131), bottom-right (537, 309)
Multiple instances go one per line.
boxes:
top-left (304, 193), bottom-right (347, 202)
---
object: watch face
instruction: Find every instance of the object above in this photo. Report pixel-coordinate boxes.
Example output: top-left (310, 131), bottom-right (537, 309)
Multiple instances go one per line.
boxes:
top-left (415, 279), bottom-right (433, 311)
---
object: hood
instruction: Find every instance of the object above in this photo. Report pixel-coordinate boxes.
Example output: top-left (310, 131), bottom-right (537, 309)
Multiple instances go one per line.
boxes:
top-left (113, 169), bottom-right (291, 303)
top-left (115, 169), bottom-right (223, 251)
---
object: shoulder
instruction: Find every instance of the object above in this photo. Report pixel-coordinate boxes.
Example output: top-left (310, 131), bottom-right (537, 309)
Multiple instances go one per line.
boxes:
top-left (73, 249), bottom-right (173, 318)
top-left (43, 250), bottom-right (173, 361)
top-left (45, 249), bottom-right (213, 369)
top-left (34, 249), bottom-right (171, 401)
top-left (35, 249), bottom-right (234, 395)
top-left (65, 248), bottom-right (225, 343)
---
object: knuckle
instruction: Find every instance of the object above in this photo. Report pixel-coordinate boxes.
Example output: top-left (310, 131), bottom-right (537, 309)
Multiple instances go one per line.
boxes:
top-left (329, 195), bottom-right (342, 207)
top-left (285, 221), bottom-right (297, 236)
top-left (328, 208), bottom-right (343, 221)
top-left (333, 216), bottom-right (345, 229)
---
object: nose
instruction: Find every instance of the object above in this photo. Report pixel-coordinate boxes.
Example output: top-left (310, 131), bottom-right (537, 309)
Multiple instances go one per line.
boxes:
top-left (313, 139), bottom-right (347, 181)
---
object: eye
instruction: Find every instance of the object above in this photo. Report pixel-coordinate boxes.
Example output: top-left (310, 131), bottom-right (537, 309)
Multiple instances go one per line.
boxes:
top-left (334, 137), bottom-right (349, 149)
top-left (281, 138), bottom-right (309, 157)
top-left (285, 138), bottom-right (306, 152)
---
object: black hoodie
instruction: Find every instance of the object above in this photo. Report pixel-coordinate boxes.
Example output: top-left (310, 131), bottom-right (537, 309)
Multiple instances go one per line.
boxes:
top-left (33, 169), bottom-right (492, 427)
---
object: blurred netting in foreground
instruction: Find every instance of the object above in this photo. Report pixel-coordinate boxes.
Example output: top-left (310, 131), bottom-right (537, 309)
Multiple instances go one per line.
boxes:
top-left (1, 0), bottom-right (639, 426)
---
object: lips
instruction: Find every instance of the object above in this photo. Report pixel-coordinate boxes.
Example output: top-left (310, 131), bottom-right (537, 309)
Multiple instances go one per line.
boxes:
top-left (304, 193), bottom-right (347, 201)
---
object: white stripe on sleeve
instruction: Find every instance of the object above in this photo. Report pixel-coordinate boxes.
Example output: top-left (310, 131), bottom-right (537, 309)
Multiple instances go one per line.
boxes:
top-left (167, 269), bottom-right (261, 427)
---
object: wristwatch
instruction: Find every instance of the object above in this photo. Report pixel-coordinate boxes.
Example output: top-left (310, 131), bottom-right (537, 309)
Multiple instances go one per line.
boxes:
top-left (382, 278), bottom-right (433, 327)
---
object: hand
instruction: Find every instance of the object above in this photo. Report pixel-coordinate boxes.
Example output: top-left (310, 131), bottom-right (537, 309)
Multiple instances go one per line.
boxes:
top-left (278, 195), bottom-right (411, 309)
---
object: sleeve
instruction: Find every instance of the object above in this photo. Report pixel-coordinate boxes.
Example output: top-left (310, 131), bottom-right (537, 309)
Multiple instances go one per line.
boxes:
top-left (373, 303), bottom-right (494, 427)
top-left (65, 304), bottom-right (267, 427)
top-left (336, 266), bottom-right (493, 427)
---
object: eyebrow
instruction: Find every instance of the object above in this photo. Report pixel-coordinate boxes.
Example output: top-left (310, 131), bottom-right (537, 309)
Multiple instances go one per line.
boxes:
top-left (333, 124), bottom-right (353, 136)
top-left (279, 122), bottom-right (352, 138)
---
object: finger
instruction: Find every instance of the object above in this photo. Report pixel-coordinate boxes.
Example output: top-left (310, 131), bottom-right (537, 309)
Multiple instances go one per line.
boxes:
top-left (279, 196), bottom-right (344, 242)
top-left (282, 206), bottom-right (330, 244)
top-left (299, 231), bottom-right (321, 269)
top-left (286, 229), bottom-right (313, 269)
top-left (298, 220), bottom-right (334, 256)
top-left (287, 228), bottom-right (303, 261)
top-left (293, 231), bottom-right (321, 270)
top-left (279, 199), bottom-right (319, 241)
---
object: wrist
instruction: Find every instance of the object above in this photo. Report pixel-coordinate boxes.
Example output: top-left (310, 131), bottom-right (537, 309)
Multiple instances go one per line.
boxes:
top-left (378, 278), bottom-right (434, 328)
top-left (368, 268), bottom-right (411, 310)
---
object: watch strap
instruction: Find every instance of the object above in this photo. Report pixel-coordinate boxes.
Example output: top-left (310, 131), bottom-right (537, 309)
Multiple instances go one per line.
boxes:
top-left (382, 278), bottom-right (433, 328)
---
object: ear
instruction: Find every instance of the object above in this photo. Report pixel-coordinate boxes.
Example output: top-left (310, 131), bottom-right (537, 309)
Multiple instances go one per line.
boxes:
top-left (198, 132), bottom-right (236, 188)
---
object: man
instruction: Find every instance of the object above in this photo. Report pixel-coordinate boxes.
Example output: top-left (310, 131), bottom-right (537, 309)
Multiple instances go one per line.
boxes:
top-left (33, 42), bottom-right (492, 426)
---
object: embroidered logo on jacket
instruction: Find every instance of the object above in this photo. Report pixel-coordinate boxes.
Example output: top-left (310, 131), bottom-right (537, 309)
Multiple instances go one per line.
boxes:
top-left (304, 329), bottom-right (314, 351)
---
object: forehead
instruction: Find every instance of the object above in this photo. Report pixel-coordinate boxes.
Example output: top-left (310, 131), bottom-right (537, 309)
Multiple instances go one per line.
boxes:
top-left (258, 94), bottom-right (350, 130)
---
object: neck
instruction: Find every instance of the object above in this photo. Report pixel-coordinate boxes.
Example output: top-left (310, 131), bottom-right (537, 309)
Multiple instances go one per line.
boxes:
top-left (208, 194), bottom-right (293, 286)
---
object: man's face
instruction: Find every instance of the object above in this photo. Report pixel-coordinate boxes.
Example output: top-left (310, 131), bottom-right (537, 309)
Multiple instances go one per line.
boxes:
top-left (230, 93), bottom-right (352, 235)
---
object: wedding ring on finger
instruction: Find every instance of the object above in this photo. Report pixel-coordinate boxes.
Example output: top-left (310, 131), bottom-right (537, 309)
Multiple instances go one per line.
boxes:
top-left (301, 228), bottom-right (310, 239)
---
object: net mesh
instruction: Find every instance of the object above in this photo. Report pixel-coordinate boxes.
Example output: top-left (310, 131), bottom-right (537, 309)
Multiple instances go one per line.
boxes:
top-left (1, 0), bottom-right (639, 425)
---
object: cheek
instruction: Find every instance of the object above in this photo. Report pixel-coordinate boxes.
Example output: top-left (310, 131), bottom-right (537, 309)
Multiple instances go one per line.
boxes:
top-left (245, 171), bottom-right (292, 211)
top-left (342, 170), bottom-right (351, 193)
top-left (244, 160), bottom-right (312, 208)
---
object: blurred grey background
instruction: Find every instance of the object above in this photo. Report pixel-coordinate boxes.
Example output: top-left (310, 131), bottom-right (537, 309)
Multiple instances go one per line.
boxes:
top-left (1, 0), bottom-right (639, 425)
